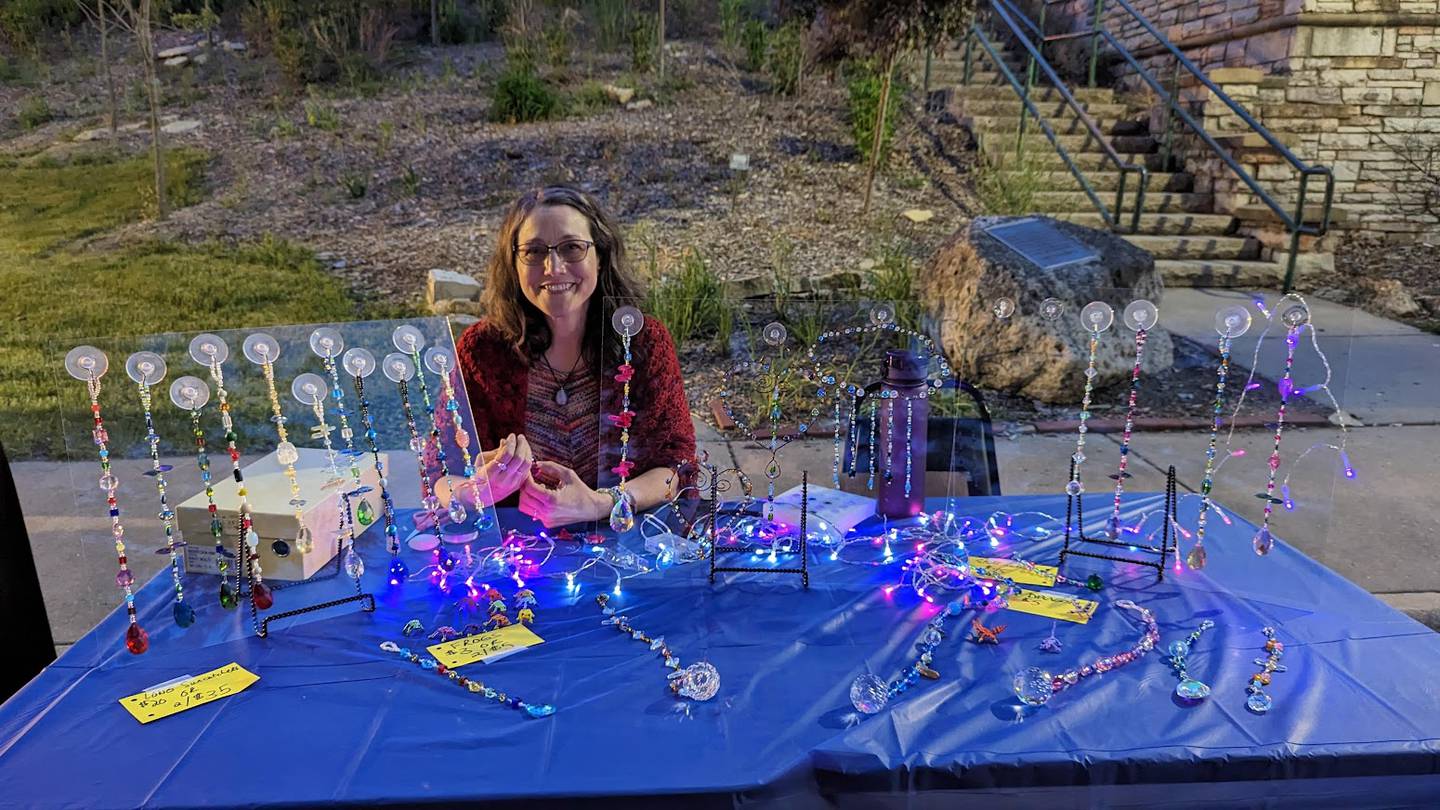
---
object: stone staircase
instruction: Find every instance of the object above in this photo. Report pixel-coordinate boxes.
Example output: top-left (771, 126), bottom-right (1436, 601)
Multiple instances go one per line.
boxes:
top-left (929, 45), bottom-right (1294, 288)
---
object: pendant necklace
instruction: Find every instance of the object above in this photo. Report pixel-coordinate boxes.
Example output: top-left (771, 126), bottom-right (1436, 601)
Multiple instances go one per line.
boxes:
top-left (541, 350), bottom-right (585, 407)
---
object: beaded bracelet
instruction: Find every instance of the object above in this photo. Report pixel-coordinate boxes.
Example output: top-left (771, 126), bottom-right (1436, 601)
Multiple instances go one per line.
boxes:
top-left (127, 352), bottom-right (193, 629)
top-left (1246, 626), bottom-right (1287, 714)
top-left (378, 641), bottom-right (555, 718)
top-left (1013, 599), bottom-right (1160, 707)
top-left (1166, 619), bottom-right (1216, 702)
top-left (66, 347), bottom-right (148, 655)
top-left (595, 594), bottom-right (719, 700)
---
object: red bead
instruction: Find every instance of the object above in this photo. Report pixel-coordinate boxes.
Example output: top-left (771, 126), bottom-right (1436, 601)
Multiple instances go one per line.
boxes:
top-left (252, 581), bottom-right (274, 610)
top-left (125, 623), bottom-right (149, 654)
top-left (436, 665), bottom-right (448, 675)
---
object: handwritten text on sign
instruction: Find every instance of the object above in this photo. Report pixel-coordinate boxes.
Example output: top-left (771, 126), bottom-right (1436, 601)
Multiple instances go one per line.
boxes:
top-left (970, 557), bottom-right (1057, 587)
top-left (119, 663), bottom-right (259, 724)
top-left (426, 624), bottom-right (545, 669)
top-left (1005, 589), bottom-right (1099, 624)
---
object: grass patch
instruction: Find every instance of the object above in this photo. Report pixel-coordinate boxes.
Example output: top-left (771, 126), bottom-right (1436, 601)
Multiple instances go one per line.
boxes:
top-left (0, 149), bottom-right (366, 459)
top-left (637, 243), bottom-right (728, 353)
top-left (974, 147), bottom-right (1047, 215)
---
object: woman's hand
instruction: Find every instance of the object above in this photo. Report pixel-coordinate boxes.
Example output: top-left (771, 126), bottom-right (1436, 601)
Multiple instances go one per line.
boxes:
top-left (518, 461), bottom-right (611, 528)
top-left (466, 433), bottom-right (533, 507)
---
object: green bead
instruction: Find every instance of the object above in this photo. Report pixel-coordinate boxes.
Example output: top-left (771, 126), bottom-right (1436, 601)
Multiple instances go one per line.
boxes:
top-left (1085, 574), bottom-right (1103, 591)
top-left (224, 430), bottom-right (238, 443)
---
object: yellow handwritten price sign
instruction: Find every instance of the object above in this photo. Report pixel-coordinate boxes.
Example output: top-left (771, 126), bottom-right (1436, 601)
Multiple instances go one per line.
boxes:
top-left (427, 624), bottom-right (545, 669)
top-left (119, 663), bottom-right (259, 724)
top-left (970, 557), bottom-right (1057, 587)
top-left (1005, 589), bottom-right (1099, 624)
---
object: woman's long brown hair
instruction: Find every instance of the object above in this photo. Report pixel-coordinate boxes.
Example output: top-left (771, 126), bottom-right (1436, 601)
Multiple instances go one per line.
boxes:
top-left (482, 186), bottom-right (644, 370)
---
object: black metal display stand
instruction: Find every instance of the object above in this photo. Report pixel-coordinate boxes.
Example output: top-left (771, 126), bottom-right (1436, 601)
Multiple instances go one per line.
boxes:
top-left (1059, 462), bottom-right (1178, 582)
top-left (707, 467), bottom-right (810, 589)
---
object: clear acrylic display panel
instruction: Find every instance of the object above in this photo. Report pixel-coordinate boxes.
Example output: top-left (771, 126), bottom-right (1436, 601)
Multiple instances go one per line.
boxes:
top-left (48, 317), bottom-right (480, 640)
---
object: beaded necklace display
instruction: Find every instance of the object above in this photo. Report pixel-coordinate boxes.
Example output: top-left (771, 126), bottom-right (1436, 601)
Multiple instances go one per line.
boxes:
top-left (190, 334), bottom-right (256, 610)
top-left (394, 327), bottom-right (460, 526)
top-left (378, 641), bottom-right (555, 717)
top-left (1166, 620), bottom-right (1216, 702)
top-left (608, 308), bottom-right (643, 533)
top-left (424, 345), bottom-right (494, 532)
top-left (1253, 303), bottom-right (1308, 557)
top-left (1066, 302), bottom-right (1113, 497)
top-left (1013, 599), bottom-right (1159, 707)
top-left (292, 372), bottom-right (365, 582)
top-left (309, 328), bottom-right (364, 492)
top-left (1246, 625), bottom-right (1287, 714)
top-left (172, 376), bottom-right (224, 609)
top-left (344, 348), bottom-right (403, 583)
top-left (383, 351), bottom-right (452, 576)
top-left (66, 346), bottom-right (149, 655)
top-left (595, 593), bottom-right (719, 700)
top-left (1106, 301), bottom-right (1159, 539)
top-left (244, 333), bottom-right (311, 558)
top-left (126, 352), bottom-right (193, 629)
top-left (849, 596), bottom-right (975, 715)
top-left (1188, 306), bottom-right (1252, 570)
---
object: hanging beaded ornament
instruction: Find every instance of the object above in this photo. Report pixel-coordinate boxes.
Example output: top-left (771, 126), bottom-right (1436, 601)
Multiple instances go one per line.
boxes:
top-left (394, 327), bottom-right (465, 531)
top-left (1012, 599), bottom-right (1160, 707)
top-left (849, 597), bottom-right (972, 715)
top-left (1066, 302), bottom-right (1114, 498)
top-left (1245, 625), bottom-right (1287, 714)
top-left (718, 321), bottom-right (800, 522)
top-left (66, 346), bottom-right (149, 655)
top-left (125, 351), bottom-right (193, 629)
top-left (189, 334), bottom-right (267, 612)
top-left (424, 345), bottom-right (492, 535)
top-left (1105, 300), bottom-right (1159, 539)
top-left (1166, 619), bottom-right (1216, 702)
top-left (344, 348), bottom-right (403, 583)
top-left (607, 307), bottom-right (643, 533)
top-left (378, 641), bottom-right (555, 717)
top-left (1253, 302), bottom-right (1308, 557)
top-left (171, 375), bottom-right (220, 612)
top-left (1187, 306), bottom-right (1252, 570)
top-left (383, 351), bottom-right (453, 577)
top-left (292, 372), bottom-right (366, 582)
top-left (243, 333), bottom-right (311, 558)
top-left (309, 329), bottom-right (371, 581)
top-left (595, 593), bottom-right (719, 700)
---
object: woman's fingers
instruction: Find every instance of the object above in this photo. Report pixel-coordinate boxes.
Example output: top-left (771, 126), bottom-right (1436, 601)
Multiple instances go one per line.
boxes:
top-left (532, 460), bottom-right (579, 485)
top-left (495, 433), bottom-right (516, 470)
top-left (514, 434), bottom-right (534, 463)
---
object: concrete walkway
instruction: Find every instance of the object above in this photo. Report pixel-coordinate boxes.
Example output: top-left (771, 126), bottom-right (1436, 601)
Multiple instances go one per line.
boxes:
top-left (13, 295), bottom-right (1440, 655)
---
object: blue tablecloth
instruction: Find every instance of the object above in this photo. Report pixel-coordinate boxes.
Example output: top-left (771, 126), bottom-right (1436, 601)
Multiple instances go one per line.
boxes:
top-left (2, 494), bottom-right (1439, 809)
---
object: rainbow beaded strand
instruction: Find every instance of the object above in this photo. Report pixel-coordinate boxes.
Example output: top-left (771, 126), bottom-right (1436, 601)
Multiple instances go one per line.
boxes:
top-left (353, 372), bottom-right (402, 582)
top-left (1245, 626), bottom-right (1287, 713)
top-left (196, 343), bottom-right (256, 610)
top-left (378, 641), bottom-right (555, 717)
top-left (135, 370), bottom-right (192, 628)
top-left (257, 354), bottom-right (311, 556)
top-left (596, 594), bottom-right (719, 700)
top-left (1253, 326), bottom-right (1300, 557)
top-left (187, 397), bottom-right (229, 604)
top-left (1106, 327), bottom-right (1149, 538)
top-left (1188, 334), bottom-right (1234, 570)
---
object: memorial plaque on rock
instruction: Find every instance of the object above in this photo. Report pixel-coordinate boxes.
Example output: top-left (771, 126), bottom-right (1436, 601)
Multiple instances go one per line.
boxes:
top-left (983, 217), bottom-right (1098, 271)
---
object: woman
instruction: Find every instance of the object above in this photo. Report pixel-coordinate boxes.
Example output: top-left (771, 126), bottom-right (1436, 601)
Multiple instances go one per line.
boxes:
top-left (453, 186), bottom-right (695, 528)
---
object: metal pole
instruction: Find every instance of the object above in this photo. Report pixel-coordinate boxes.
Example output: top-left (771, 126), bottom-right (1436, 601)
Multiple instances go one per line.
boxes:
top-left (1090, 0), bottom-right (1106, 87)
top-left (1161, 60), bottom-right (1179, 170)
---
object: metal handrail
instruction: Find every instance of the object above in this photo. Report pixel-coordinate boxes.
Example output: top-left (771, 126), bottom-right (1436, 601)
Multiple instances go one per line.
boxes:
top-left (962, 0), bottom-right (1149, 232)
top-left (1049, 0), bottom-right (1336, 292)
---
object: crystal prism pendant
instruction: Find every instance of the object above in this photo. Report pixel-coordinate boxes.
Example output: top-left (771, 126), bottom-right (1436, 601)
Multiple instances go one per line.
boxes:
top-left (125, 623), bottom-right (149, 655)
top-left (251, 581), bottom-right (274, 610)
top-left (356, 500), bottom-right (376, 526)
top-left (525, 703), bottom-right (556, 718)
top-left (849, 674), bottom-right (889, 714)
top-left (219, 581), bottom-right (237, 609)
top-left (295, 526), bottom-right (314, 554)
top-left (1246, 692), bottom-right (1273, 714)
top-left (172, 601), bottom-right (196, 628)
top-left (1175, 678), bottom-right (1211, 702)
top-left (608, 495), bottom-right (635, 533)
top-left (474, 509), bottom-right (495, 531)
top-left (344, 547), bottom-right (365, 579)
top-left (1186, 542), bottom-right (1208, 570)
top-left (447, 500), bottom-right (468, 524)
top-left (1252, 526), bottom-right (1274, 556)
top-left (1013, 666), bottom-right (1053, 706)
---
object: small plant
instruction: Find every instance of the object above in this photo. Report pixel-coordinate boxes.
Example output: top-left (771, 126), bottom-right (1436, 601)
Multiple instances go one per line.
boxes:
top-left (401, 165), bottom-right (421, 197)
top-left (341, 172), bottom-right (368, 199)
top-left (719, 0), bottom-right (746, 53)
top-left (974, 149), bottom-right (1046, 216)
top-left (376, 120), bottom-right (395, 155)
top-left (640, 246), bottom-right (727, 353)
top-left (16, 94), bottom-right (51, 129)
top-left (863, 245), bottom-right (923, 332)
top-left (766, 19), bottom-right (805, 95)
top-left (545, 8), bottom-right (581, 70)
top-left (740, 20), bottom-right (768, 72)
top-left (629, 12), bottom-right (657, 73)
top-left (848, 60), bottom-right (904, 163)
top-left (490, 67), bottom-right (560, 123)
top-left (303, 89), bottom-right (341, 131)
top-left (589, 0), bottom-right (629, 52)
top-left (567, 80), bottom-right (613, 116)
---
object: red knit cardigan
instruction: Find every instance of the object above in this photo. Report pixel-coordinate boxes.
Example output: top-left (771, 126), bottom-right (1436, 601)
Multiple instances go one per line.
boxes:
top-left (455, 316), bottom-right (696, 491)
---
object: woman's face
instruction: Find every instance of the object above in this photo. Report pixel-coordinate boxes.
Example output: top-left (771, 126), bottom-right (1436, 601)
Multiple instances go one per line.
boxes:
top-left (515, 204), bottom-right (600, 325)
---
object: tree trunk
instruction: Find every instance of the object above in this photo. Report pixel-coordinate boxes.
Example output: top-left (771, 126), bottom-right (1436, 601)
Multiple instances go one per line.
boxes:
top-left (98, 0), bottom-right (117, 137)
top-left (135, 0), bottom-right (167, 219)
top-left (431, 0), bottom-right (439, 45)
top-left (862, 52), bottom-right (897, 218)
top-left (657, 0), bottom-right (666, 80)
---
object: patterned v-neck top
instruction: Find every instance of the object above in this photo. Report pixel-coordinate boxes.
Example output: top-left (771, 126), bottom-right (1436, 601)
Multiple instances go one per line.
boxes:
top-left (524, 362), bottom-right (601, 487)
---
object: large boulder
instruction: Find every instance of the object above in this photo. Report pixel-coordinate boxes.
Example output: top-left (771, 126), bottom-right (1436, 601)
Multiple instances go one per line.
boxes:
top-left (921, 215), bottom-right (1174, 403)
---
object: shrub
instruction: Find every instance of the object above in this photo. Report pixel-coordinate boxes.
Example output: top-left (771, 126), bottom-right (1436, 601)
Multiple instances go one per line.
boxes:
top-left (641, 247), bottom-right (727, 353)
top-left (16, 95), bottom-right (51, 129)
top-left (0, 0), bottom-right (82, 51)
top-left (490, 67), bottom-right (560, 123)
top-left (740, 20), bottom-right (768, 72)
top-left (340, 171), bottom-right (368, 199)
top-left (767, 19), bottom-right (806, 95)
top-left (629, 12), bottom-right (657, 73)
top-left (567, 80), bottom-right (613, 116)
top-left (847, 61), bottom-right (904, 162)
top-left (719, 0), bottom-right (747, 53)
top-left (974, 149), bottom-right (1046, 215)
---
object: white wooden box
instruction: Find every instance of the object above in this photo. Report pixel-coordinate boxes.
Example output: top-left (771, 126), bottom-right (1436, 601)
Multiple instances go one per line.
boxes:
top-left (176, 447), bottom-right (388, 581)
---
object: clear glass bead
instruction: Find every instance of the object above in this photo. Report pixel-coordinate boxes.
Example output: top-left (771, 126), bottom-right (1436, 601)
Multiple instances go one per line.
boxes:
top-left (1013, 666), bottom-right (1053, 706)
top-left (849, 673), bottom-right (889, 714)
top-left (275, 441), bottom-right (300, 466)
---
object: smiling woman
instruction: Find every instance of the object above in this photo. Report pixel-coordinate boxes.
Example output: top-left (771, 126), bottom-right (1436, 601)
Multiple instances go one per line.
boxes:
top-left (453, 186), bottom-right (696, 528)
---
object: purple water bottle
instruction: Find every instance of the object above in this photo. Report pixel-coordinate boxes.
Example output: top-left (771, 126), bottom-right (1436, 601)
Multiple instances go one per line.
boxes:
top-left (876, 349), bottom-right (928, 519)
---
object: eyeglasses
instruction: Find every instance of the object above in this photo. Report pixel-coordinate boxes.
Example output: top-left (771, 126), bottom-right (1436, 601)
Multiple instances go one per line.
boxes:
top-left (516, 239), bottom-right (594, 267)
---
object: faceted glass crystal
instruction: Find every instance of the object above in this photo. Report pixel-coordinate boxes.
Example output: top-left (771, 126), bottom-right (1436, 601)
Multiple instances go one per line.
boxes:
top-left (1186, 542), bottom-right (1208, 570)
top-left (1064, 480), bottom-right (1083, 496)
top-left (344, 547), bottom-right (365, 579)
top-left (125, 623), bottom-right (149, 655)
top-left (1252, 527), bottom-right (1274, 556)
top-left (356, 500), bottom-right (376, 526)
top-left (251, 581), bottom-right (274, 610)
top-left (275, 441), bottom-right (300, 466)
top-left (1013, 666), bottom-right (1053, 706)
top-left (448, 500), bottom-right (468, 524)
top-left (172, 601), bottom-right (196, 628)
top-left (677, 662), bottom-right (720, 701)
top-left (849, 673), bottom-right (889, 714)
top-left (525, 703), bottom-right (556, 718)
top-left (1175, 679), bottom-right (1211, 701)
top-left (1246, 692), bottom-right (1273, 714)
top-left (219, 581), bottom-right (237, 609)
top-left (295, 526), bottom-right (314, 554)
top-left (608, 496), bottom-right (635, 533)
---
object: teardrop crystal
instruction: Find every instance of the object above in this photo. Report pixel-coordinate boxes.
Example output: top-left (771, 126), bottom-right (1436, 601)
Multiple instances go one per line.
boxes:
top-left (356, 500), bottom-right (376, 526)
top-left (252, 581), bottom-right (274, 610)
top-left (219, 581), bottom-right (237, 609)
top-left (125, 623), bottom-right (149, 655)
top-left (344, 547), bottom-right (365, 579)
top-left (608, 496), bottom-right (635, 533)
top-left (173, 601), bottom-right (196, 628)
top-left (1252, 527), bottom-right (1274, 556)
top-left (447, 500), bottom-right (468, 524)
top-left (295, 526), bottom-right (314, 554)
top-left (1186, 542), bottom-right (1208, 570)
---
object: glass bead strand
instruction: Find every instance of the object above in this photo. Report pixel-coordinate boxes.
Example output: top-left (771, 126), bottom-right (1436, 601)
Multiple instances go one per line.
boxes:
top-left (84, 370), bottom-right (149, 655)
top-left (1188, 334), bottom-right (1234, 570)
top-left (137, 380), bottom-right (190, 627)
top-left (1254, 327), bottom-right (1299, 557)
top-left (1066, 329), bottom-right (1100, 498)
top-left (1107, 327), bottom-right (1148, 538)
top-left (258, 358), bottom-right (310, 555)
